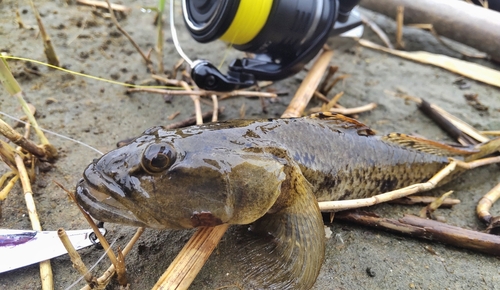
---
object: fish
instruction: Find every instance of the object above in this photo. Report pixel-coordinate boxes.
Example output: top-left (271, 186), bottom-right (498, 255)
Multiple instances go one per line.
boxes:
top-left (75, 112), bottom-right (495, 289)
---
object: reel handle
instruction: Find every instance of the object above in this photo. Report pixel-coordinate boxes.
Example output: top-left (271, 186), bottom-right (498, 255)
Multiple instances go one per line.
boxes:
top-left (191, 60), bottom-right (255, 92)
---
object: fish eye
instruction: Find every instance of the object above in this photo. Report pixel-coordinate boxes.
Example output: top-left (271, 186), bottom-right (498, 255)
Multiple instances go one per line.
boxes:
top-left (141, 143), bottom-right (176, 173)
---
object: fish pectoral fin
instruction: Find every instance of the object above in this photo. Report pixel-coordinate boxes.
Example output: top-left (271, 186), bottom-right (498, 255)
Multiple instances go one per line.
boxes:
top-left (308, 112), bottom-right (376, 136)
top-left (237, 164), bottom-right (325, 289)
top-left (382, 133), bottom-right (479, 156)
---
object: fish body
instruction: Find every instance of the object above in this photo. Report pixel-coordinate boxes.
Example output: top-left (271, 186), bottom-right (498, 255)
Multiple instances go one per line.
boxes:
top-left (76, 113), bottom-right (471, 289)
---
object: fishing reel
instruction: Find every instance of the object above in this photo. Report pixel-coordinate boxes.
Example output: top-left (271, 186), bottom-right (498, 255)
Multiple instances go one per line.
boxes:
top-left (176, 0), bottom-right (362, 91)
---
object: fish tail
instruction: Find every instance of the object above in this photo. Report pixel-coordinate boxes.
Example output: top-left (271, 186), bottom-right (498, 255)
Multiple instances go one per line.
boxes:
top-left (465, 137), bottom-right (500, 162)
top-left (237, 164), bottom-right (325, 289)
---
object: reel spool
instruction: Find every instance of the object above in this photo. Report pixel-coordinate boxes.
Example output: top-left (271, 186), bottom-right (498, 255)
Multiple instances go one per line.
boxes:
top-left (181, 0), bottom-right (360, 91)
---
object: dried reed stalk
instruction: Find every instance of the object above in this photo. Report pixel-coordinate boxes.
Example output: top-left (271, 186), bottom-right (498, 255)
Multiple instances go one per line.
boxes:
top-left (311, 102), bottom-right (377, 115)
top-left (77, 0), bottom-right (131, 12)
top-left (178, 81), bottom-right (203, 125)
top-left (80, 227), bottom-right (144, 290)
top-left (359, 39), bottom-right (500, 88)
top-left (29, 0), bottom-right (59, 66)
top-left (281, 49), bottom-right (335, 118)
top-left (0, 57), bottom-right (56, 160)
top-left (477, 182), bottom-right (500, 224)
top-left (127, 87), bottom-right (278, 99)
top-left (319, 160), bottom-right (458, 211)
top-left (395, 6), bottom-right (405, 49)
top-left (58, 182), bottom-right (128, 285)
top-left (153, 224), bottom-right (230, 290)
top-left (14, 153), bottom-right (53, 290)
top-left (58, 228), bottom-right (97, 288)
top-left (0, 119), bottom-right (46, 159)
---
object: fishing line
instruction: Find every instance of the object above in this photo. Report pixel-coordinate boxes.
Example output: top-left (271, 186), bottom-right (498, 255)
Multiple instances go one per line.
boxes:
top-left (0, 111), bottom-right (103, 155)
top-left (0, 55), bottom-right (186, 90)
top-left (218, 42), bottom-right (234, 70)
top-left (63, 237), bottom-right (119, 290)
top-left (170, 0), bottom-right (193, 67)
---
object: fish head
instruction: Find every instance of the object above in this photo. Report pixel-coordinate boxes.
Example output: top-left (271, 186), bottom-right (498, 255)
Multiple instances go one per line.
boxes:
top-left (76, 126), bottom-right (286, 229)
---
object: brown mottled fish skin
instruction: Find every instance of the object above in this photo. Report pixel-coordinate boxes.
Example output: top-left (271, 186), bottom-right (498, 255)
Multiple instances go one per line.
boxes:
top-left (75, 113), bottom-right (456, 289)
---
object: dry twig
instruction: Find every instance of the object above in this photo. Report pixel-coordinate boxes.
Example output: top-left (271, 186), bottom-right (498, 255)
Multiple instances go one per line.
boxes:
top-left (318, 66), bottom-right (338, 94)
top-left (105, 0), bottom-right (153, 72)
top-left (360, 13), bottom-right (394, 49)
top-left (322, 75), bottom-right (350, 96)
top-left (318, 156), bottom-right (500, 212)
top-left (419, 190), bottom-right (453, 218)
top-left (336, 211), bottom-right (500, 255)
top-left (418, 99), bottom-right (478, 145)
top-left (390, 196), bottom-right (460, 207)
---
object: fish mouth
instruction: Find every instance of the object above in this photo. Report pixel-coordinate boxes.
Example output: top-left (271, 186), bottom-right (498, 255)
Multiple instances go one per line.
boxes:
top-left (75, 178), bottom-right (151, 228)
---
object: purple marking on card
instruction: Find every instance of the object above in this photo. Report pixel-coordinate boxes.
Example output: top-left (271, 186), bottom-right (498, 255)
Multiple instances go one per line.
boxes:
top-left (0, 231), bottom-right (36, 247)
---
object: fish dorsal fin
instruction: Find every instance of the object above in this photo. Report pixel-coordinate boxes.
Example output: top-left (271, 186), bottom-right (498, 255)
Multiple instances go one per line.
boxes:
top-left (308, 112), bottom-right (376, 136)
top-left (236, 160), bottom-right (325, 289)
top-left (382, 133), bottom-right (479, 156)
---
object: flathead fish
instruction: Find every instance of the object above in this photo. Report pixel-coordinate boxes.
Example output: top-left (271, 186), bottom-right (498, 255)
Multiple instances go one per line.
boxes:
top-left (75, 113), bottom-right (494, 289)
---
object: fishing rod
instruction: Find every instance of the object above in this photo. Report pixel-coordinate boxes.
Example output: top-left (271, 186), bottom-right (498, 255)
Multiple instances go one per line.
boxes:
top-left (171, 0), bottom-right (362, 91)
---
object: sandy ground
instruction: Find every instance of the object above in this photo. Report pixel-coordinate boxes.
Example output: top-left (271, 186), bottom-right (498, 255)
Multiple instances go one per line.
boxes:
top-left (1, 1), bottom-right (499, 289)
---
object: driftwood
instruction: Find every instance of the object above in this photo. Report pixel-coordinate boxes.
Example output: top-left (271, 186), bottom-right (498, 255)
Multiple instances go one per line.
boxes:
top-left (361, 0), bottom-right (500, 61)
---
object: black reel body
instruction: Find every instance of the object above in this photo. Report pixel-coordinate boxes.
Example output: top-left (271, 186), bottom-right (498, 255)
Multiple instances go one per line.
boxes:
top-left (183, 0), bottom-right (361, 91)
